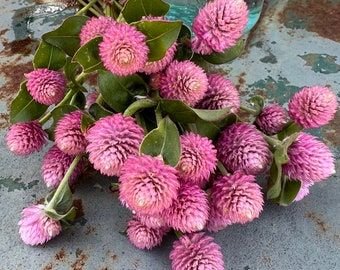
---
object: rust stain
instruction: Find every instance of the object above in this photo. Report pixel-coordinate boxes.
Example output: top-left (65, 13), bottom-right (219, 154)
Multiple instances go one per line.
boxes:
top-left (55, 247), bottom-right (67, 262)
top-left (235, 71), bottom-right (246, 91)
top-left (323, 111), bottom-right (340, 147)
top-left (43, 263), bottom-right (54, 270)
top-left (73, 198), bottom-right (85, 220)
top-left (85, 226), bottom-right (96, 235)
top-left (2, 37), bottom-right (38, 56)
top-left (35, 0), bottom-right (78, 6)
top-left (306, 212), bottom-right (330, 235)
top-left (71, 252), bottom-right (89, 270)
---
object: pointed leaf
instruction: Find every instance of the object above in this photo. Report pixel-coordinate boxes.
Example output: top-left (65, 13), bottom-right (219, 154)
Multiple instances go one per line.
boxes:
top-left (272, 179), bottom-right (301, 206)
top-left (88, 102), bottom-right (114, 120)
top-left (174, 25), bottom-right (193, 61)
top-left (267, 162), bottom-right (282, 199)
top-left (81, 113), bottom-right (95, 132)
top-left (64, 57), bottom-right (81, 83)
top-left (278, 121), bottom-right (303, 140)
top-left (33, 40), bottom-right (66, 70)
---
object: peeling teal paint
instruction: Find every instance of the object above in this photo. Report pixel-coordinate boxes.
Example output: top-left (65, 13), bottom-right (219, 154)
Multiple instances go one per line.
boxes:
top-left (298, 53), bottom-right (340, 74)
top-left (0, 177), bottom-right (39, 192)
top-left (260, 52), bottom-right (278, 64)
top-left (282, 11), bottom-right (310, 29)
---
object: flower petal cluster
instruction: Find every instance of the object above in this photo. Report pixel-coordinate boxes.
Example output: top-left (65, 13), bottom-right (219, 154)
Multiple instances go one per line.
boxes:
top-left (256, 104), bottom-right (288, 135)
top-left (85, 91), bottom-right (99, 109)
top-left (294, 182), bottom-right (311, 202)
top-left (169, 232), bottom-right (224, 270)
top-left (18, 204), bottom-right (62, 246)
top-left (25, 68), bottom-right (66, 105)
top-left (288, 86), bottom-right (338, 128)
top-left (86, 113), bottom-right (144, 176)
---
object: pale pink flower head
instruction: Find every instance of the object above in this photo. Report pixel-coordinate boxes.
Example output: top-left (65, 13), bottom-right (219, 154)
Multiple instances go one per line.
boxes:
top-left (159, 60), bottom-right (209, 106)
top-left (256, 104), bottom-right (288, 135)
top-left (169, 232), bottom-right (224, 270)
top-left (85, 91), bottom-right (99, 109)
top-left (288, 86), bottom-right (338, 129)
top-left (119, 154), bottom-right (180, 215)
top-left (99, 22), bottom-right (149, 76)
top-left (294, 182), bottom-right (312, 202)
top-left (18, 204), bottom-right (62, 246)
top-left (191, 36), bottom-right (214, 55)
top-left (282, 132), bottom-right (335, 185)
top-left (41, 145), bottom-right (83, 188)
top-left (176, 132), bottom-right (217, 187)
top-left (55, 110), bottom-right (87, 155)
top-left (196, 73), bottom-right (240, 113)
top-left (206, 202), bottom-right (232, 233)
top-left (149, 72), bottom-right (163, 90)
top-left (6, 121), bottom-right (47, 156)
top-left (216, 122), bottom-right (271, 175)
top-left (134, 212), bottom-right (167, 229)
top-left (192, 0), bottom-right (248, 53)
top-left (79, 16), bottom-right (117, 46)
top-left (85, 113), bottom-right (144, 176)
top-left (25, 68), bottom-right (66, 105)
top-left (210, 171), bottom-right (264, 224)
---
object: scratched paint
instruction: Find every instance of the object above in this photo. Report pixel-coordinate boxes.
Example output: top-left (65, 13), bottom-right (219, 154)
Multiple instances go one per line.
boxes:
top-left (0, 177), bottom-right (39, 192)
top-left (298, 53), bottom-right (340, 74)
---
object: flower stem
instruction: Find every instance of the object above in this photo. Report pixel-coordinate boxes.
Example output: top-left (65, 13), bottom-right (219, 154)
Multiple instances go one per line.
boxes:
top-left (123, 98), bottom-right (158, 117)
top-left (77, 0), bottom-right (101, 16)
top-left (239, 105), bottom-right (259, 115)
top-left (217, 161), bottom-right (229, 176)
top-left (262, 133), bottom-right (282, 149)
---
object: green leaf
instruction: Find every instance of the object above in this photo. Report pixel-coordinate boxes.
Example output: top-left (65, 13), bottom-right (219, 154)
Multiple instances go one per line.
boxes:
top-left (267, 162), bottom-right (282, 199)
top-left (277, 121), bottom-right (303, 140)
top-left (174, 25), bottom-right (193, 61)
top-left (33, 40), bottom-right (66, 70)
top-left (64, 57), bottom-right (81, 83)
top-left (271, 179), bottom-right (301, 206)
top-left (88, 102), bottom-right (113, 120)
top-left (43, 16), bottom-right (90, 56)
top-left (45, 183), bottom-right (74, 218)
top-left (70, 91), bottom-right (86, 109)
top-left (249, 95), bottom-right (264, 114)
top-left (140, 116), bottom-right (181, 166)
top-left (81, 113), bottom-right (95, 132)
top-left (10, 82), bottom-right (48, 124)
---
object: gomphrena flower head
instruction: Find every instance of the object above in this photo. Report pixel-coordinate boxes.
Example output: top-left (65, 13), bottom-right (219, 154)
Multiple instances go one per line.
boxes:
top-left (6, 121), bottom-right (47, 156)
top-left (176, 132), bottom-right (217, 187)
top-left (169, 232), bottom-right (224, 270)
top-left (149, 72), bottom-right (163, 90)
top-left (210, 171), bottom-right (264, 224)
top-left (191, 36), bottom-right (214, 55)
top-left (206, 201), bottom-right (232, 233)
top-left (160, 60), bottom-right (208, 106)
top-left (99, 22), bottom-right (149, 76)
top-left (192, 0), bottom-right (248, 53)
top-left (196, 73), bottom-right (240, 113)
top-left (79, 16), bottom-right (116, 46)
top-left (25, 68), bottom-right (66, 105)
top-left (216, 122), bottom-right (271, 175)
top-left (119, 154), bottom-right (180, 216)
top-left (288, 86), bottom-right (338, 129)
top-left (55, 110), bottom-right (87, 155)
top-left (41, 145), bottom-right (83, 188)
top-left (85, 91), bottom-right (99, 109)
top-left (86, 113), bottom-right (144, 176)
top-left (255, 104), bottom-right (288, 135)
top-left (294, 182), bottom-right (312, 202)
top-left (282, 132), bottom-right (335, 185)
top-left (134, 213), bottom-right (167, 229)
top-left (18, 204), bottom-right (62, 246)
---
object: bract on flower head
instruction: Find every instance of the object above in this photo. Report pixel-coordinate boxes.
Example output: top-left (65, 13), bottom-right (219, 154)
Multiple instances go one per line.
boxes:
top-left (255, 104), bottom-right (288, 135)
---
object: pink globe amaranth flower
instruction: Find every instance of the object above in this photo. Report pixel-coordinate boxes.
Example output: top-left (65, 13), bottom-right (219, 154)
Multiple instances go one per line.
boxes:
top-left (55, 110), bottom-right (87, 155)
top-left (85, 113), bottom-right (144, 176)
top-left (192, 0), bottom-right (248, 53)
top-left (256, 104), bottom-right (288, 135)
top-left (18, 204), bottom-right (62, 246)
top-left (191, 36), bottom-right (214, 55)
top-left (85, 91), bottom-right (99, 109)
top-left (126, 218), bottom-right (169, 250)
top-left (282, 132), bottom-right (335, 185)
top-left (99, 22), bottom-right (149, 76)
top-left (6, 121), bottom-right (47, 156)
top-left (25, 68), bottom-right (67, 105)
top-left (176, 132), bottom-right (217, 187)
top-left (196, 73), bottom-right (240, 113)
top-left (79, 16), bottom-right (117, 46)
top-left (149, 72), bottom-right (163, 90)
top-left (294, 182), bottom-right (312, 202)
top-left (216, 122), bottom-right (271, 175)
top-left (119, 154), bottom-right (180, 215)
top-left (41, 145), bottom-right (83, 188)
top-left (159, 60), bottom-right (209, 107)
top-left (169, 232), bottom-right (224, 270)
top-left (134, 213), bottom-right (167, 229)
top-left (288, 86), bottom-right (338, 129)
top-left (206, 202), bottom-right (232, 233)
top-left (210, 171), bottom-right (264, 224)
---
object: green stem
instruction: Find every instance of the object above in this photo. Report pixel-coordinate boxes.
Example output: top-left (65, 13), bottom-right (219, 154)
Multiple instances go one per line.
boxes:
top-left (123, 98), bottom-right (158, 117)
top-left (239, 105), bottom-right (259, 115)
top-left (135, 112), bottom-right (148, 134)
top-left (76, 0), bottom-right (101, 16)
top-left (217, 161), bottom-right (229, 176)
top-left (262, 133), bottom-right (282, 149)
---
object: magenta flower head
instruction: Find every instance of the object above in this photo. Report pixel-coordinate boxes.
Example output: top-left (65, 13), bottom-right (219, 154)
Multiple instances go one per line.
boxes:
top-left (169, 232), bottom-right (224, 270)
top-left (294, 182), bottom-right (312, 202)
top-left (176, 132), bottom-right (217, 187)
top-left (55, 110), bottom-right (87, 155)
top-left (85, 91), bottom-right (99, 109)
top-left (196, 73), bottom-right (240, 113)
top-left (25, 68), bottom-right (66, 105)
top-left (18, 204), bottom-right (62, 246)
top-left (216, 122), bottom-right (271, 175)
top-left (119, 154), bottom-right (180, 216)
top-left (192, 0), bottom-right (248, 54)
top-left (135, 212), bottom-right (167, 229)
top-left (288, 86), bottom-right (338, 129)
top-left (210, 171), bottom-right (264, 224)
top-left (79, 16), bottom-right (116, 46)
top-left (191, 36), bottom-right (214, 55)
top-left (85, 113), bottom-right (144, 176)
top-left (99, 22), bottom-right (149, 76)
top-left (282, 132), bottom-right (335, 185)
top-left (41, 145), bottom-right (83, 188)
top-left (256, 104), bottom-right (288, 135)
top-left (160, 60), bottom-right (209, 106)
top-left (6, 121), bottom-right (47, 156)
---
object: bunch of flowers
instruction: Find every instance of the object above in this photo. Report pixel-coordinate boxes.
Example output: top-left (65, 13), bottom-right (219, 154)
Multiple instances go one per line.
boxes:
top-left (6, 0), bottom-right (338, 269)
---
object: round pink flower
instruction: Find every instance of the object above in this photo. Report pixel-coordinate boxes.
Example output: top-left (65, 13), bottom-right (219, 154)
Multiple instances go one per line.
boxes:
top-left (216, 122), bottom-right (271, 175)
top-left (196, 73), bottom-right (240, 113)
top-left (85, 91), bottom-right (99, 109)
top-left (282, 132), bottom-right (335, 185)
top-left (55, 110), bottom-right (87, 155)
top-left (294, 182), bottom-right (312, 202)
top-left (149, 72), bottom-right (163, 90)
top-left (206, 202), bottom-right (232, 233)
top-left (288, 86), bottom-right (338, 129)
top-left (191, 36), bottom-right (214, 55)
top-left (169, 232), bottom-right (224, 270)
top-left (18, 204), bottom-right (62, 246)
top-left (99, 23), bottom-right (149, 76)
top-left (176, 132), bottom-right (217, 187)
top-left (25, 68), bottom-right (66, 105)
top-left (41, 145), bottom-right (83, 188)
top-left (119, 154), bottom-right (180, 215)
top-left (85, 113), bottom-right (144, 176)
top-left (134, 213), bottom-right (167, 229)
top-left (6, 121), bottom-right (47, 156)
top-left (256, 104), bottom-right (288, 135)
top-left (160, 60), bottom-right (208, 106)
